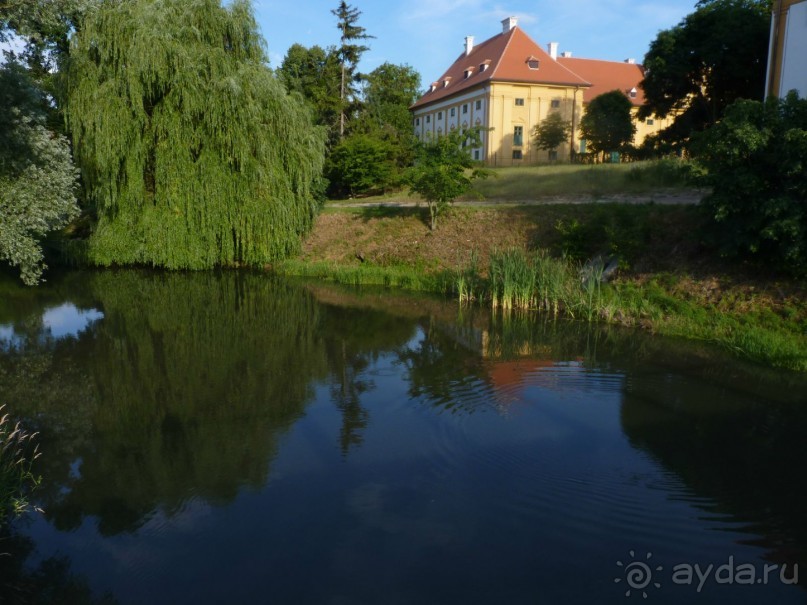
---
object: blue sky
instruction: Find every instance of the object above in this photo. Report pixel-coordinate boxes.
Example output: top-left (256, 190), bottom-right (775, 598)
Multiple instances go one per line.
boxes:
top-left (254, 0), bottom-right (699, 86)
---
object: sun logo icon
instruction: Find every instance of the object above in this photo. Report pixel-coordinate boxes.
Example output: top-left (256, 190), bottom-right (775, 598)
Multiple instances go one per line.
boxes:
top-left (615, 550), bottom-right (663, 598)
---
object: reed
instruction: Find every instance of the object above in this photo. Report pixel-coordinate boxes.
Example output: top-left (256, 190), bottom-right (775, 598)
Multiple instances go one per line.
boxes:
top-left (0, 406), bottom-right (40, 523)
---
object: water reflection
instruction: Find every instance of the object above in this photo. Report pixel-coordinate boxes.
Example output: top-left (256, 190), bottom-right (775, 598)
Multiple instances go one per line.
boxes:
top-left (0, 303), bottom-right (103, 349)
top-left (0, 272), bottom-right (805, 603)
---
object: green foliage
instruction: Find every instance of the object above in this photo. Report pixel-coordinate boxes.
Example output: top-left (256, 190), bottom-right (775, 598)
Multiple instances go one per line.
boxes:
top-left (353, 62), bottom-right (421, 177)
top-left (406, 127), bottom-right (489, 230)
top-left (579, 90), bottom-right (636, 158)
top-left (693, 93), bottom-right (807, 274)
top-left (277, 43), bottom-right (343, 145)
top-left (624, 157), bottom-right (695, 187)
top-left (331, 62), bottom-right (422, 196)
top-left (0, 406), bottom-right (40, 524)
top-left (554, 204), bottom-right (652, 264)
top-left (66, 0), bottom-right (326, 270)
top-left (359, 62), bottom-right (421, 135)
top-left (640, 0), bottom-right (771, 148)
top-left (533, 112), bottom-right (571, 152)
top-left (0, 63), bottom-right (79, 285)
top-left (325, 134), bottom-right (396, 196)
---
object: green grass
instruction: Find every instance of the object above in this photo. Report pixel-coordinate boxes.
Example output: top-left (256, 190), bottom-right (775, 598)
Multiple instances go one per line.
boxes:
top-left (278, 251), bottom-right (807, 373)
top-left (468, 159), bottom-right (695, 200)
top-left (324, 160), bottom-right (697, 206)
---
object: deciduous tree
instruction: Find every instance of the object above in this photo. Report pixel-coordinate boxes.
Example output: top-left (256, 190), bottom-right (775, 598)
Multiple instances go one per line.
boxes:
top-left (0, 62), bottom-right (78, 285)
top-left (640, 0), bottom-right (771, 149)
top-left (66, 0), bottom-right (325, 269)
top-left (406, 127), bottom-right (489, 231)
top-left (533, 112), bottom-right (571, 156)
top-left (277, 43), bottom-right (343, 146)
top-left (579, 91), bottom-right (636, 160)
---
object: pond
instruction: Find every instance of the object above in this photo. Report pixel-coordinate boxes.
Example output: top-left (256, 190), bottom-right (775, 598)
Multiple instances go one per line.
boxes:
top-left (0, 270), bottom-right (805, 604)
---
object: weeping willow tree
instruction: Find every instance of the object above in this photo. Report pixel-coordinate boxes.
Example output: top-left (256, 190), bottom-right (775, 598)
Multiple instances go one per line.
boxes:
top-left (66, 0), bottom-right (325, 268)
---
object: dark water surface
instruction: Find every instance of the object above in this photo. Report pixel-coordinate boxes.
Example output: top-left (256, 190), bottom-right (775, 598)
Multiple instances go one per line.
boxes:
top-left (0, 270), bottom-right (805, 604)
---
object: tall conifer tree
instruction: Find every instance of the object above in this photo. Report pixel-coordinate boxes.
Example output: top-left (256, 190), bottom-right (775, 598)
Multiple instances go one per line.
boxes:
top-left (67, 0), bottom-right (325, 269)
top-left (331, 1), bottom-right (373, 139)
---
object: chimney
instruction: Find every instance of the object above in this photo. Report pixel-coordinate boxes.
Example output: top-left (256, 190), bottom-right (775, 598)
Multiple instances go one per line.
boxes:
top-left (465, 36), bottom-right (474, 56)
top-left (625, 58), bottom-right (636, 64)
top-left (548, 42), bottom-right (559, 60)
top-left (501, 16), bottom-right (518, 33)
top-left (561, 51), bottom-right (573, 58)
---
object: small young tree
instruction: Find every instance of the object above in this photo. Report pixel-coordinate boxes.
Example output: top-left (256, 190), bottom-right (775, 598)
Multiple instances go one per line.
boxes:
top-left (579, 90), bottom-right (636, 161)
top-left (533, 113), bottom-right (571, 159)
top-left (406, 128), bottom-right (489, 231)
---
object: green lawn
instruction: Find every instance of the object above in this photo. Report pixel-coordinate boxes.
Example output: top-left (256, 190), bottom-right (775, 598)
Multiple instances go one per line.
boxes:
top-left (468, 160), bottom-right (695, 200)
top-left (326, 160), bottom-right (698, 206)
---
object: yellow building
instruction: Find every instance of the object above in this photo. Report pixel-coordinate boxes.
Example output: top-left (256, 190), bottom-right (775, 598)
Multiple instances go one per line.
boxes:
top-left (766, 0), bottom-right (807, 99)
top-left (411, 17), bottom-right (670, 165)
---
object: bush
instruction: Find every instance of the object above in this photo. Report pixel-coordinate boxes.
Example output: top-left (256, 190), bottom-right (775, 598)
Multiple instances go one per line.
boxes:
top-left (693, 93), bottom-right (807, 274)
top-left (325, 134), bottom-right (397, 197)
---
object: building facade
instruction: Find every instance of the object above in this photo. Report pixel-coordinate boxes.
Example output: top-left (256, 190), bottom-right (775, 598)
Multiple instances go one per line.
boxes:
top-left (766, 0), bottom-right (807, 98)
top-left (411, 17), bottom-right (670, 165)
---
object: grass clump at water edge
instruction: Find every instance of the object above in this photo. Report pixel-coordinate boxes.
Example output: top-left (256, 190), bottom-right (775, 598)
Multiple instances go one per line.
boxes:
top-left (276, 252), bottom-right (807, 372)
top-left (0, 406), bottom-right (41, 525)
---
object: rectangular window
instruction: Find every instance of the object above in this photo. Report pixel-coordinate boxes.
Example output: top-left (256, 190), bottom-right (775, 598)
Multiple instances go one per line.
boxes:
top-left (463, 104), bottom-right (468, 114)
top-left (551, 99), bottom-right (560, 109)
top-left (512, 150), bottom-right (523, 160)
top-left (415, 118), bottom-right (420, 126)
top-left (474, 150), bottom-right (480, 160)
top-left (513, 125), bottom-right (523, 147)
top-left (549, 150), bottom-right (558, 161)
top-left (426, 115), bottom-right (431, 124)
top-left (515, 98), bottom-right (525, 106)
top-left (475, 100), bottom-right (482, 110)
top-left (438, 111), bottom-right (442, 120)
top-left (647, 119), bottom-right (655, 126)
top-left (450, 108), bottom-right (456, 117)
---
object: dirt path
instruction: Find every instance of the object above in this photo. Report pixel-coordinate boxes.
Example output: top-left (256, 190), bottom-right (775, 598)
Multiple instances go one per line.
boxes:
top-left (328, 189), bottom-right (706, 208)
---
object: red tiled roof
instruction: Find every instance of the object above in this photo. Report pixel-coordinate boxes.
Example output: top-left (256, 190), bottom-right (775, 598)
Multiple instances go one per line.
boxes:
top-left (411, 27), bottom-right (590, 109)
top-left (557, 57), bottom-right (647, 105)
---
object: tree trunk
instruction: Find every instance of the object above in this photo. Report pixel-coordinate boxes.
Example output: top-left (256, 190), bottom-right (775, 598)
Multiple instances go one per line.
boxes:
top-left (340, 63), bottom-right (346, 138)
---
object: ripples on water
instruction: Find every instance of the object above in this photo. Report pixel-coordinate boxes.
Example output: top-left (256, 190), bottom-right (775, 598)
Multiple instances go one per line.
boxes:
top-left (0, 271), bottom-right (804, 604)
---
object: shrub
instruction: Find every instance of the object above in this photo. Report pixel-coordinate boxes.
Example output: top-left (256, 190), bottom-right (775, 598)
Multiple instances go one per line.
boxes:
top-left (325, 134), bottom-right (397, 197)
top-left (693, 93), bottom-right (807, 274)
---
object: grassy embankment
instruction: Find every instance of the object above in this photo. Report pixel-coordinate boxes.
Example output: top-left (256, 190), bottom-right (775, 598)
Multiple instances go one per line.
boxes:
top-left (278, 161), bottom-right (807, 372)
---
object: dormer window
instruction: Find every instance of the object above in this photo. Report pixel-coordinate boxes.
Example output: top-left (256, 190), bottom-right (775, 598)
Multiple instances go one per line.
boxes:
top-left (629, 87), bottom-right (638, 98)
top-left (480, 60), bottom-right (491, 72)
top-left (464, 67), bottom-right (474, 79)
top-left (429, 82), bottom-right (438, 93)
top-left (526, 56), bottom-right (540, 70)
top-left (443, 77), bottom-right (452, 88)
